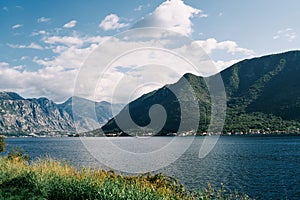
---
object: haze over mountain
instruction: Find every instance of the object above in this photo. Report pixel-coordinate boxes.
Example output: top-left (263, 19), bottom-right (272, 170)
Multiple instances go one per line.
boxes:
top-left (102, 50), bottom-right (300, 135)
top-left (59, 96), bottom-right (124, 132)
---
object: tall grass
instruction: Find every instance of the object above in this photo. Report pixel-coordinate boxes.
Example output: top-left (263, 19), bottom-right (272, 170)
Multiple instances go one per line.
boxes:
top-left (0, 156), bottom-right (251, 200)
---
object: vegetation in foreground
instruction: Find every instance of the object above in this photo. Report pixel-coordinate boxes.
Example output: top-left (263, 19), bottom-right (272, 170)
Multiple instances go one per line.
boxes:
top-left (0, 138), bottom-right (251, 200)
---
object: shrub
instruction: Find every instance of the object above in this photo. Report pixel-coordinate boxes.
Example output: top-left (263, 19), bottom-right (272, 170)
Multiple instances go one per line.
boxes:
top-left (0, 156), bottom-right (252, 200)
top-left (0, 136), bottom-right (5, 153)
top-left (7, 146), bottom-right (30, 162)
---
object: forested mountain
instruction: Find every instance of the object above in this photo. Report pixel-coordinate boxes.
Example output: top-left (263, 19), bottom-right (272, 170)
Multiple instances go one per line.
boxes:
top-left (102, 51), bottom-right (300, 135)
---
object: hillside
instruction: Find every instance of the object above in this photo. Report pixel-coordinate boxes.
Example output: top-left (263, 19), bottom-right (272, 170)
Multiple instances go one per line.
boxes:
top-left (102, 74), bottom-right (212, 135)
top-left (222, 50), bottom-right (300, 132)
top-left (102, 50), bottom-right (300, 135)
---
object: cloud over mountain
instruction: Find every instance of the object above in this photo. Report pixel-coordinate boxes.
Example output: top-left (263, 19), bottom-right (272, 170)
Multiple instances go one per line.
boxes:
top-left (1, 0), bottom-right (254, 103)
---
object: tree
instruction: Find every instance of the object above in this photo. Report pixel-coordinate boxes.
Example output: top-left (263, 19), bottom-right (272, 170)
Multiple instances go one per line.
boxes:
top-left (7, 146), bottom-right (29, 162)
top-left (0, 136), bottom-right (5, 153)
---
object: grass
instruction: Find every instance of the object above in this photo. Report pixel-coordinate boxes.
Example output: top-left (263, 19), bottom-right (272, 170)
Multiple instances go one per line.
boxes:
top-left (0, 154), bottom-right (251, 200)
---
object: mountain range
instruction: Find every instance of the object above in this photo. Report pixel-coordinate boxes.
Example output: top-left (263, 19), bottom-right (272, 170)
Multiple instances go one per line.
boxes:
top-left (0, 94), bottom-right (123, 136)
top-left (1, 50), bottom-right (300, 136)
top-left (102, 50), bottom-right (300, 135)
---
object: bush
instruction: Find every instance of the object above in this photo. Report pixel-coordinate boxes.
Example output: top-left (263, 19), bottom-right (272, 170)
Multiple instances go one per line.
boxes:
top-left (7, 146), bottom-right (30, 162)
top-left (0, 136), bottom-right (5, 153)
top-left (0, 157), bottom-right (252, 200)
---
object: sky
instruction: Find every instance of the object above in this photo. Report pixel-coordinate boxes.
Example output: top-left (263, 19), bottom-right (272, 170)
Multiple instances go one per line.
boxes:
top-left (0, 0), bottom-right (299, 103)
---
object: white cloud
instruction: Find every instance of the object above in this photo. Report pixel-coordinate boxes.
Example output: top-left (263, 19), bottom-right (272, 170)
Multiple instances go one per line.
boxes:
top-left (20, 56), bottom-right (29, 61)
top-left (0, 34), bottom-right (104, 102)
top-left (27, 43), bottom-right (43, 49)
top-left (37, 17), bottom-right (51, 23)
top-left (84, 36), bottom-right (109, 43)
top-left (13, 65), bottom-right (25, 70)
top-left (3, 7), bottom-right (8, 12)
top-left (42, 35), bottom-right (108, 47)
top-left (273, 28), bottom-right (297, 42)
top-left (195, 38), bottom-right (254, 55)
top-left (12, 24), bottom-right (23, 29)
top-left (63, 20), bottom-right (77, 28)
top-left (7, 42), bottom-right (43, 50)
top-left (0, 62), bottom-right (77, 102)
top-left (0, 62), bottom-right (9, 68)
top-left (1, 0), bottom-right (252, 104)
top-left (133, 0), bottom-right (206, 36)
top-left (19, 35), bottom-right (109, 101)
top-left (213, 59), bottom-right (241, 72)
top-left (7, 29), bottom-right (252, 103)
top-left (37, 35), bottom-right (110, 71)
top-left (34, 44), bottom-right (97, 69)
top-left (26, 43), bottom-right (43, 49)
top-left (134, 5), bottom-right (143, 11)
top-left (72, 31), bottom-right (227, 103)
top-left (99, 14), bottom-right (129, 31)
top-left (31, 30), bottom-right (48, 36)
top-left (43, 36), bottom-right (83, 46)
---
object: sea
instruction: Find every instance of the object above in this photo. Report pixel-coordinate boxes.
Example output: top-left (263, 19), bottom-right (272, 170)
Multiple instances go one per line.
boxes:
top-left (3, 135), bottom-right (300, 200)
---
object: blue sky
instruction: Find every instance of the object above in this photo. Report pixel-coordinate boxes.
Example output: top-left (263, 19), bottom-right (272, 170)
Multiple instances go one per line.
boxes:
top-left (0, 0), bottom-right (299, 102)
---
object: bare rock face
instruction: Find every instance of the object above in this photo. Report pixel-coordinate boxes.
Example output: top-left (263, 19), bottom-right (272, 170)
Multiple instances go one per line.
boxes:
top-left (0, 93), bottom-right (75, 135)
top-left (0, 92), bottom-right (123, 136)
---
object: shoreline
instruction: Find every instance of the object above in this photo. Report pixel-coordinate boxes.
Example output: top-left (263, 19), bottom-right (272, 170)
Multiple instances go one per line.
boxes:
top-left (2, 132), bottom-right (300, 138)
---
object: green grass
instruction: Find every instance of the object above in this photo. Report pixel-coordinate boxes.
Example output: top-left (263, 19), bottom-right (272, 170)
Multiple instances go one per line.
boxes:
top-left (0, 156), bottom-right (251, 200)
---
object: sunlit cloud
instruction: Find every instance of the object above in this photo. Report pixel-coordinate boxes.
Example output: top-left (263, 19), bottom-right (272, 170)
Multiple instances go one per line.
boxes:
top-left (99, 14), bottom-right (129, 31)
top-left (132, 0), bottom-right (207, 36)
top-left (37, 17), bottom-right (51, 23)
top-left (7, 42), bottom-right (43, 50)
top-left (63, 20), bottom-right (77, 28)
top-left (12, 24), bottom-right (23, 29)
top-left (273, 28), bottom-right (297, 42)
top-left (195, 38), bottom-right (254, 55)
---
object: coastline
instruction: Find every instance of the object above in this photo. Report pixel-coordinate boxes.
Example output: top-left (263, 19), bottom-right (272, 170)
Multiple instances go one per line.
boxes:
top-left (2, 132), bottom-right (300, 138)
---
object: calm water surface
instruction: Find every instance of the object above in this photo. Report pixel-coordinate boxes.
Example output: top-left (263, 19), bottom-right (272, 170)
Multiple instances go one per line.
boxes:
top-left (4, 136), bottom-right (300, 200)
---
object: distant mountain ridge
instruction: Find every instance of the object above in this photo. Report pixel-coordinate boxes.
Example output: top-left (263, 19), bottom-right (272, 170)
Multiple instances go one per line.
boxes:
top-left (0, 93), bottom-right (122, 136)
top-left (102, 50), bottom-right (300, 135)
top-left (0, 92), bottom-right (24, 101)
top-left (1, 50), bottom-right (300, 136)
top-left (59, 96), bottom-right (123, 132)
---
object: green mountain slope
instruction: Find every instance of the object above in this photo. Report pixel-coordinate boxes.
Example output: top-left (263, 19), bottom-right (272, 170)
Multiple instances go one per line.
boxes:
top-left (103, 74), bottom-right (211, 135)
top-left (102, 50), bottom-right (300, 135)
top-left (222, 51), bottom-right (300, 132)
